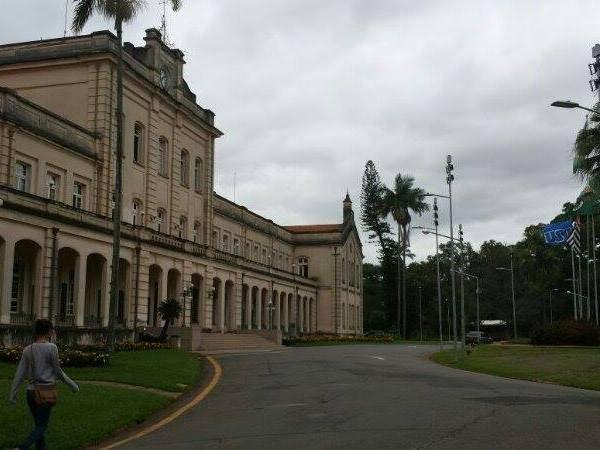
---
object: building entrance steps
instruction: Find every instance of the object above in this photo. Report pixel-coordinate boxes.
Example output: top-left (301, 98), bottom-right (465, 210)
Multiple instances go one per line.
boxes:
top-left (194, 331), bottom-right (282, 353)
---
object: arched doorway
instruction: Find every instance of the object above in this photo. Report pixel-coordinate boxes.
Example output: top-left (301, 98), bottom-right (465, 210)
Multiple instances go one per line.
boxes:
top-left (241, 284), bottom-right (249, 329)
top-left (117, 259), bottom-right (131, 327)
top-left (261, 288), bottom-right (268, 329)
top-left (251, 286), bottom-right (259, 329)
top-left (11, 239), bottom-right (42, 324)
top-left (57, 247), bottom-right (80, 326)
top-left (148, 265), bottom-right (162, 327)
top-left (287, 293), bottom-right (293, 332)
top-left (190, 274), bottom-right (203, 325)
top-left (84, 253), bottom-right (106, 328)
top-left (212, 278), bottom-right (222, 329)
top-left (280, 292), bottom-right (286, 331)
top-left (224, 280), bottom-right (234, 330)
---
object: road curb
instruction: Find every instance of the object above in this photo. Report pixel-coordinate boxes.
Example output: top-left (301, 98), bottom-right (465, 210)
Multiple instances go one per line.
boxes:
top-left (94, 355), bottom-right (222, 449)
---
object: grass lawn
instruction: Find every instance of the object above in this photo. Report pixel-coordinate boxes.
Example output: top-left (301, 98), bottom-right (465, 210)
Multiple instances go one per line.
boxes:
top-left (433, 345), bottom-right (600, 391)
top-left (0, 383), bottom-right (169, 449)
top-left (0, 349), bottom-right (202, 392)
top-left (0, 349), bottom-right (203, 448)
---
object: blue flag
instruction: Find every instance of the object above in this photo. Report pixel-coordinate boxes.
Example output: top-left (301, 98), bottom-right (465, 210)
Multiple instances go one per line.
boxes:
top-left (543, 221), bottom-right (573, 246)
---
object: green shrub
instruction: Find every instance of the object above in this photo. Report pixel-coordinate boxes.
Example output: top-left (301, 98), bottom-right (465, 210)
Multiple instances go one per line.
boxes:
top-left (0, 346), bottom-right (110, 367)
top-left (531, 320), bottom-right (600, 346)
top-left (284, 334), bottom-right (394, 346)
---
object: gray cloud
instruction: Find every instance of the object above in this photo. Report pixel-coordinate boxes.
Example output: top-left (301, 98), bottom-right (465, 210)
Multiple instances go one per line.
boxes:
top-left (4, 0), bottom-right (598, 262)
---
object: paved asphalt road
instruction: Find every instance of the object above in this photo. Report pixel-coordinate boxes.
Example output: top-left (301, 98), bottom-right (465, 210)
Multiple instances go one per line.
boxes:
top-left (123, 344), bottom-right (600, 450)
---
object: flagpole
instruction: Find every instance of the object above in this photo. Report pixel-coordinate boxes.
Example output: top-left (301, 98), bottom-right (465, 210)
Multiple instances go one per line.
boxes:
top-left (571, 247), bottom-right (578, 320)
top-left (593, 214), bottom-right (599, 326)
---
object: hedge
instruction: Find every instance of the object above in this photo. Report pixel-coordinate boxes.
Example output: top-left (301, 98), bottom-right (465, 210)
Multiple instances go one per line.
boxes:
top-left (284, 334), bottom-right (394, 346)
top-left (531, 319), bottom-right (600, 346)
top-left (0, 346), bottom-right (110, 367)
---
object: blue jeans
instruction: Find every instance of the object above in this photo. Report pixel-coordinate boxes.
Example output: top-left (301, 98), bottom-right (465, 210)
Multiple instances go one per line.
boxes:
top-left (19, 390), bottom-right (51, 450)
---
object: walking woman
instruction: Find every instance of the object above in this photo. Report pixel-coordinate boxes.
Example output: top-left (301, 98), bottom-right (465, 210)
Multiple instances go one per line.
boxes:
top-left (8, 319), bottom-right (79, 450)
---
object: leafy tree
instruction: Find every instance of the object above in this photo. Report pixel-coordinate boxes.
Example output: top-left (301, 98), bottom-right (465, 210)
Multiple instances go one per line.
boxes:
top-left (573, 106), bottom-right (600, 187)
top-left (360, 160), bottom-right (392, 254)
top-left (72, 0), bottom-right (182, 350)
top-left (158, 298), bottom-right (182, 340)
top-left (380, 174), bottom-right (429, 338)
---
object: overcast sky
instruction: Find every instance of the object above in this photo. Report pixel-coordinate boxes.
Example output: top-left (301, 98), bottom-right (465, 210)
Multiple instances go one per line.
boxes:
top-left (4, 0), bottom-right (599, 262)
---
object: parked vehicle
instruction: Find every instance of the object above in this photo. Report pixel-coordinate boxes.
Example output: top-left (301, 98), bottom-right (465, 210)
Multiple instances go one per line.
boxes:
top-left (465, 331), bottom-right (494, 344)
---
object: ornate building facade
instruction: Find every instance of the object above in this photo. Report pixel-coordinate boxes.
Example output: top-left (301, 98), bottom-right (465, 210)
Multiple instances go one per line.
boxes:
top-left (0, 29), bottom-right (363, 346)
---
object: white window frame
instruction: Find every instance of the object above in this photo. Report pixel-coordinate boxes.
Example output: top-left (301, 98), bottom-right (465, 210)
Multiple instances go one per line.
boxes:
top-left (133, 122), bottom-right (144, 164)
top-left (179, 216), bottom-right (187, 239)
top-left (15, 161), bottom-right (30, 192)
top-left (298, 257), bottom-right (309, 278)
top-left (132, 200), bottom-right (142, 226)
top-left (72, 182), bottom-right (85, 209)
top-left (194, 157), bottom-right (203, 192)
top-left (180, 150), bottom-right (189, 186)
top-left (158, 137), bottom-right (168, 176)
top-left (156, 209), bottom-right (165, 233)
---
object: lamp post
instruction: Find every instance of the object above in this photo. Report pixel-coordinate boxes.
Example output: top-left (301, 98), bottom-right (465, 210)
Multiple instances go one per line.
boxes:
top-left (423, 183), bottom-right (456, 350)
top-left (414, 224), bottom-right (448, 350)
top-left (496, 251), bottom-right (517, 340)
top-left (551, 100), bottom-right (600, 114)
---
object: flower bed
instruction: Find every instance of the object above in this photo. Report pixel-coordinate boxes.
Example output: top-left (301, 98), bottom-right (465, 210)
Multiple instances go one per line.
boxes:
top-left (284, 334), bottom-right (394, 346)
top-left (0, 346), bottom-right (110, 368)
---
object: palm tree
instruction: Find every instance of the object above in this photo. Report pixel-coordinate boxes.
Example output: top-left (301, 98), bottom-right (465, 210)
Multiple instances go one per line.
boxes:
top-left (158, 298), bottom-right (182, 340)
top-left (72, 0), bottom-right (182, 351)
top-left (573, 107), bottom-right (600, 188)
top-left (380, 174), bottom-right (429, 338)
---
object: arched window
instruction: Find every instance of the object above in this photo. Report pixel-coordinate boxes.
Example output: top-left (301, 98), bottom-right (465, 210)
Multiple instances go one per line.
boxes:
top-left (133, 122), bottom-right (144, 164)
top-left (298, 257), bottom-right (309, 278)
top-left (234, 238), bottom-right (240, 255)
top-left (180, 149), bottom-right (189, 186)
top-left (194, 158), bottom-right (203, 192)
top-left (193, 222), bottom-right (201, 243)
top-left (132, 199), bottom-right (142, 226)
top-left (158, 137), bottom-right (168, 176)
top-left (156, 208), bottom-right (166, 233)
top-left (178, 216), bottom-right (187, 239)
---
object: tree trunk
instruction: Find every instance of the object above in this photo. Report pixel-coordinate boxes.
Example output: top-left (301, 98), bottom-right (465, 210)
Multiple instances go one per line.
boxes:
top-left (107, 12), bottom-right (125, 352)
top-left (160, 320), bottom-right (169, 341)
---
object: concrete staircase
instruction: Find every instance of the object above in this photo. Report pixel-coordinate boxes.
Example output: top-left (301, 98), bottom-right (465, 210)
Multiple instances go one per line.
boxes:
top-left (194, 332), bottom-right (282, 354)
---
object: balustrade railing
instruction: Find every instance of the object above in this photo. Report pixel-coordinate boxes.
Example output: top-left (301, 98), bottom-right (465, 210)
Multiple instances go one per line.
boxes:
top-left (10, 313), bottom-right (36, 325)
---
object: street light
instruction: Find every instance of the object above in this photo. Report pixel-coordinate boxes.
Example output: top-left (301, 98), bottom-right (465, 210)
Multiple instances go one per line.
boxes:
top-left (413, 223), bottom-right (446, 351)
top-left (496, 252), bottom-right (517, 340)
top-left (551, 100), bottom-right (600, 114)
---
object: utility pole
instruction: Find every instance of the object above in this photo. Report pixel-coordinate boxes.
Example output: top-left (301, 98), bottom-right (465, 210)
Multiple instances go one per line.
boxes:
top-left (418, 285), bottom-right (423, 342)
top-left (459, 224), bottom-right (466, 351)
top-left (434, 198), bottom-right (443, 351)
top-left (446, 155), bottom-right (458, 352)
top-left (510, 251), bottom-right (517, 340)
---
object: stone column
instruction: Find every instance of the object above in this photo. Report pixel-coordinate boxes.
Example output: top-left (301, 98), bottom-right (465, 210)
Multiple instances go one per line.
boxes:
top-left (0, 239), bottom-right (15, 324)
top-left (275, 293), bottom-right (281, 330)
top-left (218, 280), bottom-right (225, 332)
top-left (234, 274), bottom-right (243, 329)
top-left (256, 291), bottom-right (262, 330)
top-left (298, 297), bottom-right (304, 333)
top-left (246, 288), bottom-right (252, 330)
top-left (75, 253), bottom-right (87, 327)
top-left (283, 295), bottom-right (289, 332)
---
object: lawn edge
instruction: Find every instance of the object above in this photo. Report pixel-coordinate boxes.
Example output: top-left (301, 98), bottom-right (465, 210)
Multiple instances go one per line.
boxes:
top-left (429, 350), bottom-right (600, 393)
top-left (88, 355), bottom-right (219, 449)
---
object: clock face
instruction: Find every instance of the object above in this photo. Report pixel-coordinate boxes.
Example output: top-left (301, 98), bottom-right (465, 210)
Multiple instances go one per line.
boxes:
top-left (159, 67), bottom-right (170, 89)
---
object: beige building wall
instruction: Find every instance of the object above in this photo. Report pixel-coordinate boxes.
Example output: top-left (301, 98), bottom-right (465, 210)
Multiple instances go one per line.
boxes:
top-left (0, 29), bottom-right (362, 341)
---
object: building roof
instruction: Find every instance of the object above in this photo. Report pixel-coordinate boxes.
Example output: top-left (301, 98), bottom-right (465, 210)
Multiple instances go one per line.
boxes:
top-left (284, 224), bottom-right (343, 234)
